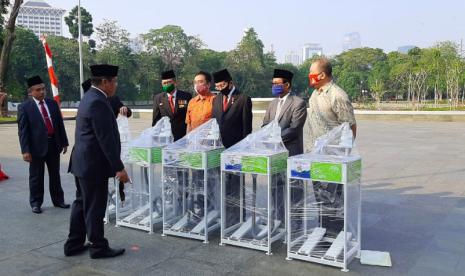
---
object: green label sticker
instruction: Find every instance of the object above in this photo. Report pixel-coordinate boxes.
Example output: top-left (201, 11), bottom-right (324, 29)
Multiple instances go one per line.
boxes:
top-left (347, 159), bottom-right (362, 182)
top-left (151, 147), bottom-right (162, 164)
top-left (180, 152), bottom-right (203, 168)
top-left (241, 156), bottom-right (268, 174)
top-left (311, 162), bottom-right (343, 183)
top-left (270, 152), bottom-right (288, 174)
top-left (129, 148), bottom-right (148, 163)
top-left (207, 148), bottom-right (224, 169)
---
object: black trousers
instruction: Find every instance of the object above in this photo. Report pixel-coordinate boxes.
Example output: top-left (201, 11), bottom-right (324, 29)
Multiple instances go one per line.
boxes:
top-left (29, 138), bottom-right (64, 208)
top-left (65, 176), bottom-right (109, 253)
top-left (313, 181), bottom-right (344, 237)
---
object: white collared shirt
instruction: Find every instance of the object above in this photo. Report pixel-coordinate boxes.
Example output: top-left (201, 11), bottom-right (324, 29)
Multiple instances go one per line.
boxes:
top-left (91, 85), bottom-right (108, 98)
top-left (168, 89), bottom-right (177, 107)
top-left (225, 86), bottom-right (236, 104)
top-left (32, 96), bottom-right (53, 126)
top-left (275, 92), bottom-right (290, 120)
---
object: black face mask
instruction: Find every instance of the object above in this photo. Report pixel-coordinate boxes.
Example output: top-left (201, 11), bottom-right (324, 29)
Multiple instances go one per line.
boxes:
top-left (220, 82), bottom-right (231, 96)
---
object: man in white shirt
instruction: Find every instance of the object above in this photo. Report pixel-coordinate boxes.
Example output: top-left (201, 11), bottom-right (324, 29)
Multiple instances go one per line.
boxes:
top-left (17, 76), bottom-right (69, 214)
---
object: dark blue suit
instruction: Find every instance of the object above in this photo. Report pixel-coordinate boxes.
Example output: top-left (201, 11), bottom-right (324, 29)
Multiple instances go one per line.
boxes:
top-left (66, 87), bottom-right (124, 254)
top-left (17, 97), bottom-right (68, 208)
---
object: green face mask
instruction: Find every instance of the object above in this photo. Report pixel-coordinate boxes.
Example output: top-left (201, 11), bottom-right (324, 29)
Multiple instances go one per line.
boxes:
top-left (162, 83), bottom-right (175, 93)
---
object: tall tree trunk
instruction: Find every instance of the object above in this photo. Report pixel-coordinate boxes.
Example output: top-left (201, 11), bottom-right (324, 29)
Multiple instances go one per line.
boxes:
top-left (0, 0), bottom-right (23, 89)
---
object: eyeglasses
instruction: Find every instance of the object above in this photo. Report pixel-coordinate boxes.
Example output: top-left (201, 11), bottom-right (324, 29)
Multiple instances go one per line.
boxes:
top-left (308, 72), bottom-right (322, 82)
top-left (215, 82), bottom-right (229, 90)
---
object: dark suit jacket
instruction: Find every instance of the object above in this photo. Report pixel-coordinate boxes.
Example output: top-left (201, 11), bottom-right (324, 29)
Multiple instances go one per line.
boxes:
top-left (212, 88), bottom-right (253, 148)
top-left (17, 97), bottom-right (68, 157)
top-left (262, 94), bottom-right (307, 156)
top-left (70, 88), bottom-right (124, 179)
top-left (108, 95), bottom-right (132, 118)
top-left (152, 90), bottom-right (192, 141)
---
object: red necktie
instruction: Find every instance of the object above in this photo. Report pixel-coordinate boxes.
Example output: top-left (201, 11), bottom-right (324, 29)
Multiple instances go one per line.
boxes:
top-left (223, 95), bottom-right (228, 111)
top-left (168, 94), bottom-right (175, 113)
top-left (39, 100), bottom-right (54, 136)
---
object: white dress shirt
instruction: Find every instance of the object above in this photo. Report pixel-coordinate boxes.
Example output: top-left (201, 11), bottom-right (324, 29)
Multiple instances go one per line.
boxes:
top-left (32, 96), bottom-right (53, 126)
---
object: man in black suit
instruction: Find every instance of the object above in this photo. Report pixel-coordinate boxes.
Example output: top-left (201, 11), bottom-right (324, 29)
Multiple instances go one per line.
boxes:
top-left (152, 70), bottom-right (191, 141)
top-left (17, 76), bottom-right (69, 214)
top-left (82, 79), bottom-right (132, 118)
top-left (211, 69), bottom-right (252, 148)
top-left (64, 65), bottom-right (130, 259)
top-left (211, 69), bottom-right (252, 224)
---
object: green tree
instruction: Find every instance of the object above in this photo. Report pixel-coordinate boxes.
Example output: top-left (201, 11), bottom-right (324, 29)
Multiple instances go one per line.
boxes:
top-left (368, 60), bottom-right (390, 109)
top-left (64, 6), bottom-right (94, 39)
top-left (95, 19), bottom-right (129, 49)
top-left (142, 25), bottom-right (203, 71)
top-left (95, 20), bottom-right (137, 101)
top-left (225, 28), bottom-right (271, 97)
top-left (45, 35), bottom-right (93, 102)
top-left (332, 48), bottom-right (387, 100)
top-left (5, 28), bottom-right (44, 101)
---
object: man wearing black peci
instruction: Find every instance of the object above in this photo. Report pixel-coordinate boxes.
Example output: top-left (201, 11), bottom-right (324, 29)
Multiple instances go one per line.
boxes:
top-left (211, 69), bottom-right (253, 224)
top-left (64, 64), bottom-right (130, 259)
top-left (17, 76), bottom-right (69, 214)
top-left (152, 70), bottom-right (191, 141)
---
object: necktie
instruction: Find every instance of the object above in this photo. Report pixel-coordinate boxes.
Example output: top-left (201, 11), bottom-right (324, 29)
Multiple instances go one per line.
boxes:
top-left (168, 94), bottom-right (175, 113)
top-left (223, 95), bottom-right (228, 112)
top-left (39, 100), bottom-right (54, 136)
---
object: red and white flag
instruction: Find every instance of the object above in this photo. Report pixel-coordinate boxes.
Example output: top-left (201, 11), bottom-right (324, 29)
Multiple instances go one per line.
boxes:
top-left (40, 35), bottom-right (61, 106)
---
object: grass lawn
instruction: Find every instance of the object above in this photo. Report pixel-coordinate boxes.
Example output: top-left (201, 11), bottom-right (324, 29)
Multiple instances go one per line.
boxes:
top-left (0, 116), bottom-right (17, 123)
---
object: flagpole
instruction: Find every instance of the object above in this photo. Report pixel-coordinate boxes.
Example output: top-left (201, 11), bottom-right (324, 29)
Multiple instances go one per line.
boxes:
top-left (78, 0), bottom-right (84, 99)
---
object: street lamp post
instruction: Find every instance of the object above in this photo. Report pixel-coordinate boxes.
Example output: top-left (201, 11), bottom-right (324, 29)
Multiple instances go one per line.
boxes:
top-left (78, 0), bottom-right (84, 99)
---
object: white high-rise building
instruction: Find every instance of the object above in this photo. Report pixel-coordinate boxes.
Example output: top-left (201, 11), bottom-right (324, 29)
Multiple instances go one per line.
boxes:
top-left (284, 51), bottom-right (302, 66)
top-left (342, 32), bottom-right (361, 51)
top-left (16, 0), bottom-right (66, 37)
top-left (302, 43), bottom-right (323, 62)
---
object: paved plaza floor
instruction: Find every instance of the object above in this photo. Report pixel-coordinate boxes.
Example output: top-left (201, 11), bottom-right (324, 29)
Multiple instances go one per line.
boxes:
top-left (1, 117), bottom-right (465, 275)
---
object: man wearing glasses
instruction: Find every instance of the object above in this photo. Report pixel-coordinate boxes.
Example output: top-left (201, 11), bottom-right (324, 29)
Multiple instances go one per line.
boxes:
top-left (262, 69), bottom-right (307, 157)
top-left (307, 58), bottom-right (357, 238)
top-left (211, 69), bottom-right (252, 148)
top-left (307, 57), bottom-right (356, 150)
top-left (212, 69), bottom-right (252, 225)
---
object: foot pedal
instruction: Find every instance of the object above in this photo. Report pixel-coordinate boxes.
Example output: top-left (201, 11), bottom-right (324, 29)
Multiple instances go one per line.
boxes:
top-left (170, 213), bottom-right (189, 231)
top-left (324, 231), bottom-right (352, 261)
top-left (230, 217), bottom-right (260, 240)
top-left (297, 227), bottom-right (326, 255)
top-left (190, 210), bottom-right (219, 234)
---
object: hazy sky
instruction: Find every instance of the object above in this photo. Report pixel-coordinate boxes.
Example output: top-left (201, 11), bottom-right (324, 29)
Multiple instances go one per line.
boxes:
top-left (45, 0), bottom-right (465, 62)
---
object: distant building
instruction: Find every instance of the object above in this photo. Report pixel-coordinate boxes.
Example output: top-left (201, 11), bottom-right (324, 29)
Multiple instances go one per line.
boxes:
top-left (343, 32), bottom-right (361, 51)
top-left (397, 45), bottom-right (416, 54)
top-left (302, 43), bottom-right (323, 62)
top-left (16, 0), bottom-right (66, 37)
top-left (284, 51), bottom-right (302, 66)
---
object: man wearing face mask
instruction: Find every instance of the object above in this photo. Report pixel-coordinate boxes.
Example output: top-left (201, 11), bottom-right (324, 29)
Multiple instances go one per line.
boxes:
top-left (211, 69), bottom-right (252, 148)
top-left (307, 58), bottom-right (356, 150)
top-left (152, 70), bottom-right (192, 141)
top-left (212, 69), bottom-right (252, 225)
top-left (307, 58), bottom-right (356, 238)
top-left (262, 69), bottom-right (307, 157)
top-left (185, 71), bottom-right (216, 132)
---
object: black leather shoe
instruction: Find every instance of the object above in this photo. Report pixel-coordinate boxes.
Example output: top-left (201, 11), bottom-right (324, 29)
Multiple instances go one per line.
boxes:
top-left (90, 247), bottom-right (125, 259)
top-left (32, 206), bottom-right (42, 214)
top-left (64, 243), bottom-right (89, 257)
top-left (54, 203), bottom-right (70, 209)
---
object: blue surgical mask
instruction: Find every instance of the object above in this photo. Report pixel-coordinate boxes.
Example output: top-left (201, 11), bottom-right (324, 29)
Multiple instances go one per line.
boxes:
top-left (272, 85), bottom-right (284, 96)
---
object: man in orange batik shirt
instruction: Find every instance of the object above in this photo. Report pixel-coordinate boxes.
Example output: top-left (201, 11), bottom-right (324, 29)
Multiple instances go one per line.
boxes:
top-left (185, 71), bottom-right (216, 132)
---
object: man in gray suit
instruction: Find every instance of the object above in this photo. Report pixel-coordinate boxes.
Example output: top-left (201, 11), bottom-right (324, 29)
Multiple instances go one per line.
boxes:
top-left (262, 69), bottom-right (307, 157)
top-left (262, 69), bottom-right (307, 223)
